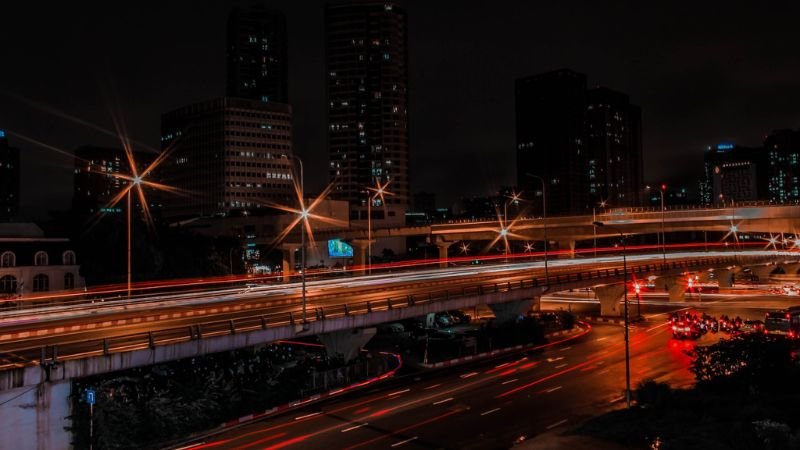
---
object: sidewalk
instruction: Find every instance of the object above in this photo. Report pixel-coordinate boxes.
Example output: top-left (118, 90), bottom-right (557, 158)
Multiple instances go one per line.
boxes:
top-left (517, 429), bottom-right (627, 450)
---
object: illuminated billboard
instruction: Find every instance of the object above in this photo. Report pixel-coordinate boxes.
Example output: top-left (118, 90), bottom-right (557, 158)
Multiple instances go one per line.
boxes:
top-left (328, 239), bottom-right (354, 258)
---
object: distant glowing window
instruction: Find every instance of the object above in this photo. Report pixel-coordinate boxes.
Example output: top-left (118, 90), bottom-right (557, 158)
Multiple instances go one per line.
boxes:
top-left (0, 251), bottom-right (14, 268)
top-left (34, 251), bottom-right (48, 266)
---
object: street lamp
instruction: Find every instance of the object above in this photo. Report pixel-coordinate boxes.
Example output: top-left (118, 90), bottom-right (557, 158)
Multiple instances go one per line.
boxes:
top-left (525, 174), bottom-right (548, 280)
top-left (592, 220), bottom-right (631, 409)
top-left (646, 185), bottom-right (666, 263)
top-left (502, 191), bottom-right (522, 259)
top-left (366, 180), bottom-right (394, 275)
top-left (290, 155), bottom-right (308, 326)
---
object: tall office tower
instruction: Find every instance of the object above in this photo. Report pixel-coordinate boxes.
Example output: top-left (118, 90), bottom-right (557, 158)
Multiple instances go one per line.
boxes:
top-left (516, 69), bottom-right (588, 215)
top-left (0, 130), bottom-right (20, 220)
top-left (160, 97), bottom-right (295, 219)
top-left (700, 143), bottom-right (767, 205)
top-left (227, 6), bottom-right (289, 103)
top-left (72, 146), bottom-right (156, 215)
top-left (326, 2), bottom-right (410, 219)
top-left (764, 129), bottom-right (800, 203)
top-left (585, 87), bottom-right (643, 207)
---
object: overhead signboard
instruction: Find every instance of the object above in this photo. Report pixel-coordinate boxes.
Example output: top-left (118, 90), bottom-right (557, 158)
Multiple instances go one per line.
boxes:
top-left (328, 239), bottom-right (354, 258)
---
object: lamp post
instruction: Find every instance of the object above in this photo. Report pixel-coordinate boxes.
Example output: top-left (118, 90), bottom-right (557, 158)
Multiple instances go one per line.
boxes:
top-left (366, 180), bottom-right (393, 275)
top-left (646, 185), bottom-right (666, 263)
top-left (525, 174), bottom-right (548, 279)
top-left (127, 176), bottom-right (142, 297)
top-left (502, 191), bottom-right (522, 260)
top-left (291, 155), bottom-right (308, 325)
top-left (592, 220), bottom-right (631, 409)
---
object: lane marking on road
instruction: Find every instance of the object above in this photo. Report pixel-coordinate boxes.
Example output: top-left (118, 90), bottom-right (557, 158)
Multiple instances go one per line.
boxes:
top-left (546, 357), bottom-right (564, 363)
top-left (646, 322), bottom-right (669, 333)
top-left (433, 397), bottom-right (454, 405)
top-left (423, 383), bottom-right (441, 390)
top-left (295, 412), bottom-right (321, 420)
top-left (501, 378), bottom-right (519, 385)
top-left (546, 419), bottom-right (568, 430)
top-left (481, 408), bottom-right (501, 416)
top-left (555, 363), bottom-right (568, 369)
top-left (546, 385), bottom-right (563, 393)
top-left (391, 436), bottom-right (419, 447)
top-left (597, 369), bottom-right (610, 375)
top-left (495, 362), bottom-right (512, 369)
top-left (595, 337), bottom-right (608, 341)
top-left (341, 423), bottom-right (368, 433)
top-left (609, 395), bottom-right (625, 403)
top-left (387, 389), bottom-right (410, 397)
top-left (460, 372), bottom-right (479, 379)
top-left (560, 347), bottom-right (572, 351)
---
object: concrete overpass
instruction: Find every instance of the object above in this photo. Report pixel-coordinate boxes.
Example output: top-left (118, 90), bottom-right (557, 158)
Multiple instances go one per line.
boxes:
top-left (304, 204), bottom-right (800, 267)
top-left (0, 250), bottom-right (788, 449)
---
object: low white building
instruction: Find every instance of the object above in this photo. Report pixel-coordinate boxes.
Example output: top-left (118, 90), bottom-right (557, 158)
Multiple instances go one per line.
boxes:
top-left (0, 223), bottom-right (83, 300)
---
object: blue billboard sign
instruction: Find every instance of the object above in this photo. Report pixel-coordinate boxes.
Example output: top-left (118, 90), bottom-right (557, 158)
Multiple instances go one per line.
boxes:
top-left (328, 239), bottom-right (354, 258)
top-left (716, 143), bottom-right (734, 151)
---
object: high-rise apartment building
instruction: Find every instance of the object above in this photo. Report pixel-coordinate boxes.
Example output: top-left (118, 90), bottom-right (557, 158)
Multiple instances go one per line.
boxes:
top-left (72, 145), bottom-right (156, 215)
top-left (0, 130), bottom-right (20, 220)
top-left (227, 7), bottom-right (289, 104)
top-left (516, 69), bottom-right (642, 214)
top-left (326, 1), bottom-right (410, 218)
top-left (699, 143), bottom-right (767, 205)
top-left (160, 97), bottom-right (295, 219)
top-left (764, 129), bottom-right (800, 203)
top-left (585, 87), bottom-right (643, 206)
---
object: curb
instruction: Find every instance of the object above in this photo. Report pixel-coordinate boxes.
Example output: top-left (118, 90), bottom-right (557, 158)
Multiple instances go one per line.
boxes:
top-left (579, 316), bottom-right (645, 326)
top-left (415, 326), bottom-right (585, 370)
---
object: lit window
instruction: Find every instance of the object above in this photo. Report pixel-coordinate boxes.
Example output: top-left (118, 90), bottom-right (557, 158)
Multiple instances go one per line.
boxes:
top-left (34, 251), bottom-right (48, 266)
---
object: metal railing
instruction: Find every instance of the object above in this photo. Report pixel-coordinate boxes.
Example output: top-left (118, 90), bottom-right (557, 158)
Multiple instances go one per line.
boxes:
top-left (13, 253), bottom-right (770, 372)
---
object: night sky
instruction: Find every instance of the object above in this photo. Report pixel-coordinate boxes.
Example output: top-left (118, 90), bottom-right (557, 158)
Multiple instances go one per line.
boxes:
top-left (2, 1), bottom-right (800, 217)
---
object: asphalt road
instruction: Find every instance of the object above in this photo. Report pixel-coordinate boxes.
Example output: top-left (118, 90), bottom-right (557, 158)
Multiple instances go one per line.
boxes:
top-left (176, 317), bottom-right (701, 450)
top-left (174, 292), bottom-right (800, 450)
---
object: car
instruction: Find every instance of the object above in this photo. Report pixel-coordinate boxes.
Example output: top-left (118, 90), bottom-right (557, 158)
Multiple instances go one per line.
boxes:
top-left (741, 319), bottom-right (765, 334)
top-left (448, 310), bottom-right (471, 324)
top-left (672, 320), bottom-right (701, 339)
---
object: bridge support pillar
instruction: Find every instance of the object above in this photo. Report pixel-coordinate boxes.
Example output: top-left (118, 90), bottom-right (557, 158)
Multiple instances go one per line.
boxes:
top-left (593, 284), bottom-right (625, 317)
top-left (488, 298), bottom-right (536, 324)
top-left (715, 267), bottom-right (740, 288)
top-left (318, 328), bottom-right (377, 363)
top-left (0, 379), bottom-right (72, 450)
top-left (557, 240), bottom-right (576, 258)
top-left (280, 243), bottom-right (301, 281)
top-left (778, 262), bottom-right (800, 275)
top-left (350, 239), bottom-right (374, 276)
top-left (436, 240), bottom-right (454, 268)
top-left (654, 276), bottom-right (688, 302)
top-left (748, 264), bottom-right (777, 281)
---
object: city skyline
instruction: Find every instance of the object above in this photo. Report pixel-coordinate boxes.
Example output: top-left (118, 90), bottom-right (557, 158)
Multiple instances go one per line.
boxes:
top-left (2, 1), bottom-right (800, 217)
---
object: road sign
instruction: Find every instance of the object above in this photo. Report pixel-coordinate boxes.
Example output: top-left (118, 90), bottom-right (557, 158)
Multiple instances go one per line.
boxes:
top-left (85, 389), bottom-right (96, 405)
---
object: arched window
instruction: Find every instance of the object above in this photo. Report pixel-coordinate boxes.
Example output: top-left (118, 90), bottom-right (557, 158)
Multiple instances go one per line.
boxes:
top-left (63, 251), bottom-right (76, 266)
top-left (34, 251), bottom-right (49, 266)
top-left (0, 251), bottom-right (14, 268)
top-left (64, 273), bottom-right (75, 290)
top-left (0, 275), bottom-right (16, 294)
top-left (33, 274), bottom-right (49, 292)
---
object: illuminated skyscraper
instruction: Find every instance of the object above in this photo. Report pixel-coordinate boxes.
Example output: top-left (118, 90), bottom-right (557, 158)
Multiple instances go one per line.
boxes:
top-left (227, 6), bottom-right (289, 104)
top-left (326, 2), bottom-right (410, 219)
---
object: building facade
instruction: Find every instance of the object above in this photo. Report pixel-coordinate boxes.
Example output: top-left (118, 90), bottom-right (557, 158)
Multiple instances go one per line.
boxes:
top-left (326, 1), bottom-right (410, 216)
top-left (700, 143), bottom-right (767, 205)
top-left (516, 69), bottom-right (643, 215)
top-left (72, 146), bottom-right (156, 215)
top-left (585, 87), bottom-right (643, 207)
top-left (516, 69), bottom-right (588, 215)
top-left (764, 129), bottom-right (800, 203)
top-left (0, 130), bottom-right (20, 220)
top-left (0, 223), bottom-right (82, 299)
top-left (227, 6), bottom-right (289, 104)
top-left (160, 97), bottom-right (295, 219)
